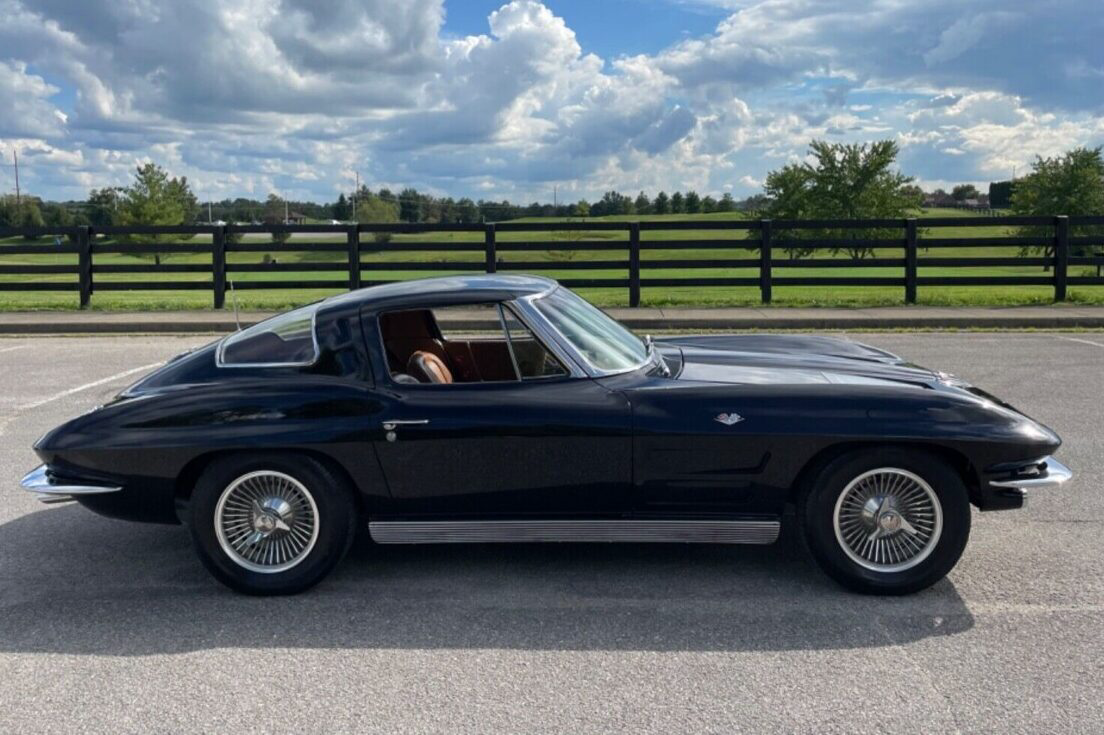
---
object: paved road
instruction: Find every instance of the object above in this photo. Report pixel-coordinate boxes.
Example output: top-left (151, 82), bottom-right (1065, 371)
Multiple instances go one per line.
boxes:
top-left (0, 333), bottom-right (1101, 733)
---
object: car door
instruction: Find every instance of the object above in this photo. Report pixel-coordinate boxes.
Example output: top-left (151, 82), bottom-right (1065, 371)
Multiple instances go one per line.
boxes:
top-left (368, 304), bottom-right (633, 517)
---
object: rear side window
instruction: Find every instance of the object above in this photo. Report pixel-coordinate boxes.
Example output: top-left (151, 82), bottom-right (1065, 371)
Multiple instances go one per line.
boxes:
top-left (218, 305), bottom-right (319, 367)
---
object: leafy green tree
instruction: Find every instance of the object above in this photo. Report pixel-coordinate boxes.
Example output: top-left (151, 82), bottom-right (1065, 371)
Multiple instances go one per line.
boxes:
top-left (1012, 147), bottom-right (1104, 268)
top-left (684, 190), bottom-right (701, 214)
top-left (701, 195), bottom-right (717, 213)
top-left (572, 200), bottom-right (590, 217)
top-left (652, 191), bottom-right (669, 214)
top-left (952, 184), bottom-right (979, 201)
top-left (0, 196), bottom-right (45, 237)
top-left (634, 191), bottom-right (651, 215)
top-left (763, 140), bottom-right (921, 259)
top-left (669, 191), bottom-right (684, 213)
top-left (717, 192), bottom-right (736, 212)
top-left (115, 164), bottom-right (198, 262)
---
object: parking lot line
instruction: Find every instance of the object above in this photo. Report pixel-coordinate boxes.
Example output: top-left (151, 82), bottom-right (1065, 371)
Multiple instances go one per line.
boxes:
top-left (1054, 336), bottom-right (1104, 349)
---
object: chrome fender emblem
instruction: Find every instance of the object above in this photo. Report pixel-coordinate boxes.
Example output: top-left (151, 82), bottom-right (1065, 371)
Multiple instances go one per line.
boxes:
top-left (715, 412), bottom-right (744, 426)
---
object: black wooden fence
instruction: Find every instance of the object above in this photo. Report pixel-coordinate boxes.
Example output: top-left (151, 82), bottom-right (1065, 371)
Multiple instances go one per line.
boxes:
top-left (1, 215), bottom-right (1102, 308)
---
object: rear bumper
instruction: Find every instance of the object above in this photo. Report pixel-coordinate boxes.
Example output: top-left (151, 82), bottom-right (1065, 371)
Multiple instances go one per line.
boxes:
top-left (978, 456), bottom-right (1072, 511)
top-left (20, 464), bottom-right (122, 505)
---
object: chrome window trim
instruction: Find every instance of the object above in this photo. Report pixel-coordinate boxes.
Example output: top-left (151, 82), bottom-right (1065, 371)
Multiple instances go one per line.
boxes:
top-left (516, 287), bottom-right (650, 378)
top-left (215, 307), bottom-right (321, 369)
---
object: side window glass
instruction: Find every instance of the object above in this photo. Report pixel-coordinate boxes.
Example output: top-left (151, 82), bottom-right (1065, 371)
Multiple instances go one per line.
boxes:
top-left (378, 303), bottom-right (567, 385)
top-left (501, 306), bottom-right (568, 379)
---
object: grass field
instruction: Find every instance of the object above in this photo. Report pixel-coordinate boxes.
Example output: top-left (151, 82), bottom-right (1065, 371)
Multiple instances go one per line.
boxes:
top-left (1, 209), bottom-right (1101, 310)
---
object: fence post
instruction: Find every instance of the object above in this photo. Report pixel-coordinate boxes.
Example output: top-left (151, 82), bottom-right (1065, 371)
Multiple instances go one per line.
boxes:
top-left (628, 222), bottom-right (641, 307)
top-left (485, 223), bottom-right (497, 273)
top-left (1054, 215), bottom-right (1069, 301)
top-left (212, 225), bottom-right (226, 309)
top-left (77, 226), bottom-right (92, 309)
top-left (905, 218), bottom-right (918, 304)
top-left (759, 219), bottom-right (772, 304)
top-left (347, 225), bottom-right (361, 291)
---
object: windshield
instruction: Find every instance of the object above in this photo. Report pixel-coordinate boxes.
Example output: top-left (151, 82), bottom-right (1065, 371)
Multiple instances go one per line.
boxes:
top-left (533, 288), bottom-right (647, 372)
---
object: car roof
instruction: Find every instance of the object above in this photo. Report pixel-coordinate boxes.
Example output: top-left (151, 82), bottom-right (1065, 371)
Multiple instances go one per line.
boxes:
top-left (320, 274), bottom-right (558, 313)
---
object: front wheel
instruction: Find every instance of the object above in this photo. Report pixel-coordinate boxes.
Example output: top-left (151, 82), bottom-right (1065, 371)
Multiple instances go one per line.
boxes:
top-left (800, 448), bottom-right (971, 595)
top-left (188, 453), bottom-right (356, 595)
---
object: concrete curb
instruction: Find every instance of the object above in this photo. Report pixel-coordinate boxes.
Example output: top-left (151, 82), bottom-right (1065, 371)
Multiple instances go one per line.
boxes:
top-left (3, 306), bottom-right (1104, 334)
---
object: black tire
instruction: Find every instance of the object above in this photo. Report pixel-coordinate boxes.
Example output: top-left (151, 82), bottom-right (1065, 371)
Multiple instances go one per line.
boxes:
top-left (187, 452), bottom-right (357, 595)
top-left (799, 448), bottom-right (970, 595)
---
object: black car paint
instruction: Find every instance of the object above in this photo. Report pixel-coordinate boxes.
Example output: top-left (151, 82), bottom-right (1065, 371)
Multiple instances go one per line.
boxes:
top-left (31, 275), bottom-right (1061, 525)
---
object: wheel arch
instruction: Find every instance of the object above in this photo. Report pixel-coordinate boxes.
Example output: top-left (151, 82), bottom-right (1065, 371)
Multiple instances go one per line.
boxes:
top-left (173, 448), bottom-right (368, 523)
top-left (787, 441), bottom-right (979, 507)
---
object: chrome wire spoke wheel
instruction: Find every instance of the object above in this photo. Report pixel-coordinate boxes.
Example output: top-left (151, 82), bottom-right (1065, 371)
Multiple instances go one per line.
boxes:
top-left (833, 467), bottom-right (943, 573)
top-left (214, 470), bottom-right (320, 574)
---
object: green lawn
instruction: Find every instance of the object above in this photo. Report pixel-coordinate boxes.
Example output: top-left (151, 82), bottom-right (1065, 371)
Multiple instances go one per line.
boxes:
top-left (1, 209), bottom-right (1099, 310)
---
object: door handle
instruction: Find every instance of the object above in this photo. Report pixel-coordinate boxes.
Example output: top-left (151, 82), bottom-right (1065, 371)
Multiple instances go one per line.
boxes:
top-left (382, 419), bottom-right (430, 430)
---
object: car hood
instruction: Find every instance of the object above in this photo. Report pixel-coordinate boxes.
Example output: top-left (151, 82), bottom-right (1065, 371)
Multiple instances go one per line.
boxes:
top-left (656, 334), bottom-right (938, 388)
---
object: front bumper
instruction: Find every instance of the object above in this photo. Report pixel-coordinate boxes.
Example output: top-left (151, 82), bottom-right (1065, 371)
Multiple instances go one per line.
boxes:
top-left (979, 456), bottom-right (1072, 511)
top-left (20, 464), bottom-right (122, 505)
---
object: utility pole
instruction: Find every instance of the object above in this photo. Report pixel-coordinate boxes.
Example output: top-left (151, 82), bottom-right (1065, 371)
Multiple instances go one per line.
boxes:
top-left (553, 184), bottom-right (557, 209)
top-left (13, 148), bottom-right (20, 207)
top-left (284, 198), bottom-right (289, 225)
top-left (208, 199), bottom-right (213, 223)
top-left (353, 171), bottom-right (359, 220)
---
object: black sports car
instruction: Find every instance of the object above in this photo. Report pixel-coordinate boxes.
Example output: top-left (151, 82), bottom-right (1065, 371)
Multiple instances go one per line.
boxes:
top-left (22, 275), bottom-right (1071, 595)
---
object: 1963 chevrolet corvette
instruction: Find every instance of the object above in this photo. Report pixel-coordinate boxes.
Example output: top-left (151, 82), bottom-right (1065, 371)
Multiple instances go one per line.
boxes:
top-left (22, 275), bottom-right (1071, 595)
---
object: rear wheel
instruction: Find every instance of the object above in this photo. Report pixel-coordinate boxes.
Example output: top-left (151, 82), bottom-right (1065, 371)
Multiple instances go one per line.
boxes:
top-left (188, 453), bottom-right (356, 595)
top-left (800, 448), bottom-right (970, 595)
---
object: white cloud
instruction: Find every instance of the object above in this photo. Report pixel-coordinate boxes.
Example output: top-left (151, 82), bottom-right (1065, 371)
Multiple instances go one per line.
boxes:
top-left (0, 0), bottom-right (1101, 202)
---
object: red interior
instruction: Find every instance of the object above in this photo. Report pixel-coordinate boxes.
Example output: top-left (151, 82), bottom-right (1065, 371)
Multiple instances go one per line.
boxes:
top-left (379, 309), bottom-right (515, 383)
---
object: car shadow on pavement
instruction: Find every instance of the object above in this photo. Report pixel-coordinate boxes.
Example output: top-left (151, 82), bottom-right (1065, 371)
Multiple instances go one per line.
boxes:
top-left (0, 506), bottom-right (974, 656)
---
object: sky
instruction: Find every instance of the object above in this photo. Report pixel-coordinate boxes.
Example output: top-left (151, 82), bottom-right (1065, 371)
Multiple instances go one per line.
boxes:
top-left (0, 0), bottom-right (1101, 205)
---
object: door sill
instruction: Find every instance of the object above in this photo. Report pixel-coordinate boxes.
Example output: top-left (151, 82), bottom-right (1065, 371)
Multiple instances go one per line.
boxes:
top-left (368, 519), bottom-right (779, 545)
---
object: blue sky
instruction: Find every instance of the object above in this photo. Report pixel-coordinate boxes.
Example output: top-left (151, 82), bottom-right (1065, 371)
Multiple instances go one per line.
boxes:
top-left (0, 0), bottom-right (1101, 204)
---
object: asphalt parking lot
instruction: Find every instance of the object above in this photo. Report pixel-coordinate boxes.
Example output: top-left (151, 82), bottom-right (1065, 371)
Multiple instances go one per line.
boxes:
top-left (0, 333), bottom-right (1101, 733)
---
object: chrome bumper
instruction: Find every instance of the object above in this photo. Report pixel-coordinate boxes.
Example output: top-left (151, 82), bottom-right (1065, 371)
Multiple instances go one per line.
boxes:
top-left (20, 464), bottom-right (122, 505)
top-left (984, 456), bottom-right (1072, 508)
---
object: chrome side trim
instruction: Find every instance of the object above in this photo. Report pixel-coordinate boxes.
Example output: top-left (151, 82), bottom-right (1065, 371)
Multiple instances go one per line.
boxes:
top-left (990, 456), bottom-right (1073, 491)
top-left (368, 519), bottom-right (780, 545)
top-left (20, 465), bottom-right (122, 504)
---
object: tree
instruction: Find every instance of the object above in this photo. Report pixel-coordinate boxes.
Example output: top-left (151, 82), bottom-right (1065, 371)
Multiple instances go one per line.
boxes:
top-left (988, 180), bottom-right (1016, 209)
top-left (952, 184), bottom-right (979, 201)
top-left (670, 191), bottom-right (684, 213)
top-left (456, 198), bottom-right (479, 223)
top-left (762, 139), bottom-right (922, 259)
top-left (572, 200), bottom-right (590, 217)
top-left (87, 187), bottom-right (124, 226)
top-left (398, 188), bottom-right (422, 223)
top-left (1012, 147), bottom-right (1104, 269)
top-left (684, 190), bottom-right (701, 214)
top-left (116, 164), bottom-right (198, 262)
top-left (634, 191), bottom-right (651, 215)
top-left (653, 191), bottom-right (669, 214)
top-left (0, 196), bottom-right (45, 236)
top-left (332, 193), bottom-right (351, 220)
top-left (701, 195), bottom-right (717, 213)
top-left (263, 194), bottom-right (291, 244)
top-left (355, 193), bottom-right (400, 247)
top-left (717, 192), bottom-right (736, 212)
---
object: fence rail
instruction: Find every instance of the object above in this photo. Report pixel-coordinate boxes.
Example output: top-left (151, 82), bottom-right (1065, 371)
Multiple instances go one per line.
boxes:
top-left (0, 216), bottom-right (1102, 308)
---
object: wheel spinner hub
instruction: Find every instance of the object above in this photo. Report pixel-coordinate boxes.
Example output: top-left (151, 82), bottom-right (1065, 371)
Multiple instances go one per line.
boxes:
top-left (214, 470), bottom-right (320, 574)
top-left (833, 468), bottom-right (944, 573)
